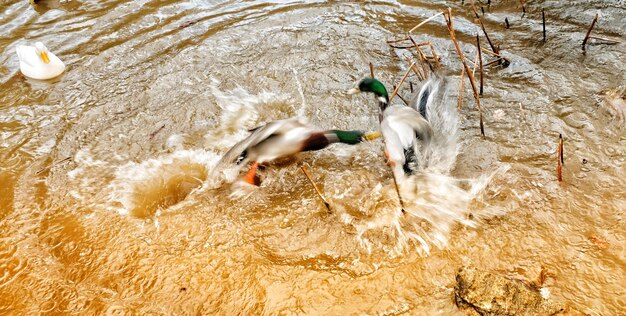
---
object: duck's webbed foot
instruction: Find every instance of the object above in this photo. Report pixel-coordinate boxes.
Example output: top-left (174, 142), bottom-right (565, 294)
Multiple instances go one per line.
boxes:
top-left (244, 161), bottom-right (261, 186)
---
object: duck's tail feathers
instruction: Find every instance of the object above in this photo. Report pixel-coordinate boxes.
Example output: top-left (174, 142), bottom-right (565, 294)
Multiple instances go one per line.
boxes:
top-left (413, 73), bottom-right (447, 121)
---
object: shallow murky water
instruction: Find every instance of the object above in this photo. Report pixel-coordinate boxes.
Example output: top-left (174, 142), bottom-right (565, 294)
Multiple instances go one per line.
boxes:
top-left (1, 0), bottom-right (625, 314)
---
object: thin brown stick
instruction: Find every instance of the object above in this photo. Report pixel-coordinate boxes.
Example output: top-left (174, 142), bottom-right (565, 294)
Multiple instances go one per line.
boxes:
top-left (519, 0), bottom-right (526, 15)
top-left (443, 9), bottom-right (484, 136)
top-left (484, 58), bottom-right (504, 67)
top-left (427, 43), bottom-right (441, 68)
top-left (409, 36), bottom-right (430, 77)
top-left (505, 17), bottom-right (510, 29)
top-left (386, 37), bottom-right (410, 44)
top-left (393, 86), bottom-right (410, 106)
top-left (404, 55), bottom-right (424, 81)
top-left (369, 62), bottom-right (374, 78)
top-left (301, 166), bottom-right (331, 212)
top-left (557, 134), bottom-right (563, 182)
top-left (389, 61), bottom-right (415, 103)
top-left (582, 13), bottom-right (598, 50)
top-left (477, 34), bottom-right (484, 96)
top-left (387, 44), bottom-right (415, 49)
top-left (458, 67), bottom-right (465, 111)
top-left (478, 18), bottom-right (499, 54)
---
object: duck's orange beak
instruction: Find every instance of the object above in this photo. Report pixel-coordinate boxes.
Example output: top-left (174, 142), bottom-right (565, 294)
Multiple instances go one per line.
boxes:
top-left (40, 51), bottom-right (50, 64)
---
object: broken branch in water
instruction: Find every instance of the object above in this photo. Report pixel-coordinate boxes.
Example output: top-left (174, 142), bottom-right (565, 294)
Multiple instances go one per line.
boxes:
top-left (582, 13), bottom-right (599, 51)
top-left (389, 60), bottom-right (415, 103)
top-left (557, 134), bottom-right (563, 182)
top-left (409, 12), bottom-right (444, 33)
top-left (35, 157), bottom-right (72, 175)
top-left (443, 9), bottom-right (484, 136)
top-left (301, 166), bottom-right (331, 213)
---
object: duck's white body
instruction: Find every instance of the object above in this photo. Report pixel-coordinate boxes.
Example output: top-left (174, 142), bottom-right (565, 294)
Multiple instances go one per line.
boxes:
top-left (16, 42), bottom-right (65, 80)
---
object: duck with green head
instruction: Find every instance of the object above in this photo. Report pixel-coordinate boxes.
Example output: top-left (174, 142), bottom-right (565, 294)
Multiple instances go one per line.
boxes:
top-left (213, 117), bottom-right (381, 185)
top-left (349, 77), bottom-right (434, 178)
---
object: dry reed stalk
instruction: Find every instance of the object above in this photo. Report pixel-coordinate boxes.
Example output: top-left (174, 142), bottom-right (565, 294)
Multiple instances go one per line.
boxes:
top-left (427, 43), bottom-right (442, 68)
top-left (443, 9), bottom-right (484, 136)
top-left (519, 0), bottom-right (526, 15)
top-left (458, 67), bottom-right (465, 111)
top-left (409, 12), bottom-right (444, 33)
top-left (505, 17), bottom-right (510, 29)
top-left (370, 62), bottom-right (375, 78)
top-left (480, 47), bottom-right (511, 65)
top-left (582, 13), bottom-right (599, 50)
top-left (477, 34), bottom-right (484, 95)
top-left (472, 49), bottom-right (479, 78)
top-left (389, 60), bottom-right (416, 103)
top-left (404, 55), bottom-right (424, 81)
top-left (301, 166), bottom-right (331, 212)
top-left (542, 9), bottom-right (546, 42)
top-left (409, 36), bottom-right (431, 76)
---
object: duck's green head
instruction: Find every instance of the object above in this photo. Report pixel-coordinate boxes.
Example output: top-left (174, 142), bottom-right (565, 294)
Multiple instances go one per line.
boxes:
top-left (348, 77), bottom-right (389, 109)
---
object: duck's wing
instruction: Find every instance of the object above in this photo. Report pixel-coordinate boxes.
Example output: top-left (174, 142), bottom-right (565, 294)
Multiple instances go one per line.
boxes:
top-left (215, 117), bottom-right (305, 166)
top-left (382, 106), bottom-right (434, 174)
top-left (409, 74), bottom-right (445, 120)
top-left (383, 106), bottom-right (433, 146)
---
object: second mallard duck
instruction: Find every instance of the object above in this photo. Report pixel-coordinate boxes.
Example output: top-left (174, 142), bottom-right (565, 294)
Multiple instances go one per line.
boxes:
top-left (349, 77), bottom-right (434, 179)
top-left (213, 117), bottom-right (381, 185)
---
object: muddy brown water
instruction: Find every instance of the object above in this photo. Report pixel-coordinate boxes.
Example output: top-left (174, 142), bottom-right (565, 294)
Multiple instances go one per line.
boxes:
top-left (1, 0), bottom-right (625, 314)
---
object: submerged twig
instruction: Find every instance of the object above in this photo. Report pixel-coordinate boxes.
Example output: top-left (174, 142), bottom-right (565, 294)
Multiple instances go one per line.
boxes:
top-left (588, 35), bottom-right (621, 44)
top-left (301, 166), bottom-right (331, 212)
top-left (35, 157), bottom-right (72, 175)
top-left (582, 13), bottom-right (599, 51)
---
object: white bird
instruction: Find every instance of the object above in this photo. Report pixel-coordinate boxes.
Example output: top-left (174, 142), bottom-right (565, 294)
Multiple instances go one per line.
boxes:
top-left (16, 42), bottom-right (65, 80)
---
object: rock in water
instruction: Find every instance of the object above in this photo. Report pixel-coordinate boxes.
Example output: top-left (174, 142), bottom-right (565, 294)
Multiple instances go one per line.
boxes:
top-left (454, 266), bottom-right (566, 316)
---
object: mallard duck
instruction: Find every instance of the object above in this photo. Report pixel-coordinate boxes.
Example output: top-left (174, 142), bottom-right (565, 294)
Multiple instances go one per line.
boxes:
top-left (16, 42), bottom-right (65, 80)
top-left (348, 77), bottom-right (434, 178)
top-left (213, 117), bottom-right (381, 185)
